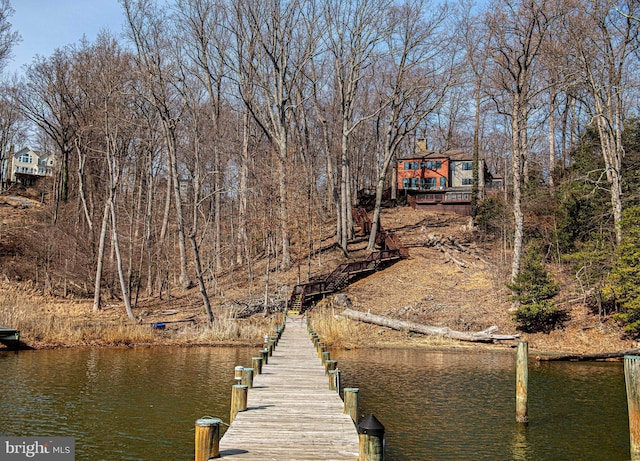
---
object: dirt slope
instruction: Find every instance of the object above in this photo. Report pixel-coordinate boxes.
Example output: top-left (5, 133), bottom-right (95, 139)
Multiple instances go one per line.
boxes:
top-left (0, 192), bottom-right (635, 354)
top-left (327, 206), bottom-right (634, 355)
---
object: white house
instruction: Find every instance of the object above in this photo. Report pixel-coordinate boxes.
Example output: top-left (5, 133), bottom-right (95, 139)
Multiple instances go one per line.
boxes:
top-left (9, 147), bottom-right (56, 184)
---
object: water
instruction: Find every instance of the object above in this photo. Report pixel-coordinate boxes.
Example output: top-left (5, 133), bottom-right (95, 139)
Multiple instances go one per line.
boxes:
top-left (334, 348), bottom-right (629, 461)
top-left (0, 346), bottom-right (631, 460)
top-left (0, 347), bottom-right (256, 461)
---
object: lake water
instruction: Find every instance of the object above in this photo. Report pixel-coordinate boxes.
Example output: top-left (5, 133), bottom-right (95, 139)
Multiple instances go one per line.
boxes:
top-left (0, 346), bottom-right (630, 460)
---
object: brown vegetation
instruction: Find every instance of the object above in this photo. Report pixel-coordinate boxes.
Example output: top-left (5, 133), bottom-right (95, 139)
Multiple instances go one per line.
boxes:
top-left (0, 199), bottom-right (634, 355)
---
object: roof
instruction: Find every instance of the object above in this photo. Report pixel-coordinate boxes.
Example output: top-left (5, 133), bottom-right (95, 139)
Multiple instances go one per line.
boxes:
top-left (14, 147), bottom-right (42, 157)
top-left (399, 149), bottom-right (475, 162)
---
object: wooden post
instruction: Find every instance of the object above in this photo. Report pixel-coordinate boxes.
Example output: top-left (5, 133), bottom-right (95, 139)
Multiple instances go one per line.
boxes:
top-left (234, 366), bottom-right (244, 384)
top-left (195, 417), bottom-right (221, 461)
top-left (260, 348), bottom-right (269, 365)
top-left (344, 388), bottom-right (360, 425)
top-left (325, 360), bottom-right (337, 376)
top-left (358, 414), bottom-right (385, 461)
top-left (322, 351), bottom-right (330, 365)
top-left (242, 367), bottom-right (254, 389)
top-left (252, 357), bottom-right (263, 375)
top-left (516, 341), bottom-right (528, 424)
top-left (318, 344), bottom-right (326, 359)
top-left (625, 355), bottom-right (640, 460)
top-left (230, 384), bottom-right (248, 424)
top-left (329, 368), bottom-right (341, 392)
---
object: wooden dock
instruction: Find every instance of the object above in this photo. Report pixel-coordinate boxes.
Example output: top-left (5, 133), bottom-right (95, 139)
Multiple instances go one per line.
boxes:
top-left (218, 316), bottom-right (359, 460)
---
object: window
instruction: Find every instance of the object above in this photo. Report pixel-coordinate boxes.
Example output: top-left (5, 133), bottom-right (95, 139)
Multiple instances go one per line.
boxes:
top-left (402, 178), bottom-right (419, 189)
top-left (440, 177), bottom-right (447, 188)
top-left (462, 178), bottom-right (473, 185)
top-left (462, 161), bottom-right (473, 171)
top-left (446, 192), bottom-right (471, 201)
top-left (404, 161), bottom-right (419, 170)
top-left (18, 152), bottom-right (32, 164)
top-left (421, 177), bottom-right (436, 189)
top-left (421, 161), bottom-right (443, 170)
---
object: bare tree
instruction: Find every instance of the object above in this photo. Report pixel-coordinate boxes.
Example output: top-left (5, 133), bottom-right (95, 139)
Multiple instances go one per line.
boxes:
top-left (14, 50), bottom-right (77, 212)
top-left (174, 0), bottom-right (227, 273)
top-left (122, 0), bottom-right (192, 289)
top-left (566, 0), bottom-right (639, 244)
top-left (230, 0), bottom-right (319, 269)
top-left (367, 0), bottom-right (455, 250)
top-left (460, 1), bottom-right (494, 216)
top-left (0, 0), bottom-right (20, 72)
top-left (486, 0), bottom-right (555, 281)
top-left (0, 81), bottom-right (25, 188)
top-left (325, 0), bottom-right (390, 255)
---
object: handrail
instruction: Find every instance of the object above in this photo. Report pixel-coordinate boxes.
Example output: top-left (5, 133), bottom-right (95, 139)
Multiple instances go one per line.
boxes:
top-left (288, 208), bottom-right (407, 312)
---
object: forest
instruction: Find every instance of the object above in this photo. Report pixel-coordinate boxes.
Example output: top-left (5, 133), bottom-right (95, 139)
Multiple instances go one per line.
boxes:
top-left (0, 0), bottom-right (639, 336)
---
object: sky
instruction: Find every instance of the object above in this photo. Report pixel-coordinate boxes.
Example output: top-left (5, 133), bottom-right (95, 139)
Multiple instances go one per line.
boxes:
top-left (6, 0), bottom-right (126, 75)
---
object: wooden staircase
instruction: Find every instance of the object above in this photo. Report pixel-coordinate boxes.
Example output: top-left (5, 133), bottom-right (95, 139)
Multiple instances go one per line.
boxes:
top-left (287, 208), bottom-right (408, 313)
top-left (289, 293), bottom-right (303, 314)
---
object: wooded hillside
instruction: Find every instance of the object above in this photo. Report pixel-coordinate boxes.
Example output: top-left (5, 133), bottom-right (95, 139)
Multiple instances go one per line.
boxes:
top-left (0, 0), bottom-right (639, 339)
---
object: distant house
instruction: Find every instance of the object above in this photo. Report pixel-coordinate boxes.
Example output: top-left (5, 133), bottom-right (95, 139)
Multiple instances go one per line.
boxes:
top-left (9, 147), bottom-right (56, 185)
top-left (397, 140), bottom-right (497, 215)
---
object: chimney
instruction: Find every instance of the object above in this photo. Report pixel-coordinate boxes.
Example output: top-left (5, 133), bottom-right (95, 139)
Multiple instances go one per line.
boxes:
top-left (416, 138), bottom-right (428, 152)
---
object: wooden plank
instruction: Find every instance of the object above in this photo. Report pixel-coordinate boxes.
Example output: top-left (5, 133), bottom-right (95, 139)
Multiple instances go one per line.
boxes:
top-left (219, 316), bottom-right (359, 460)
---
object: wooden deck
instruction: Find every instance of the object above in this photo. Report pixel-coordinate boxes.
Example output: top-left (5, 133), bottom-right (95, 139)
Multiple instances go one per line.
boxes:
top-left (219, 316), bottom-right (359, 460)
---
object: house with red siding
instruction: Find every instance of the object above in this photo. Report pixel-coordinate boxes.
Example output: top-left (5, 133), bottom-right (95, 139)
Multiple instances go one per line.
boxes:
top-left (397, 140), bottom-right (496, 215)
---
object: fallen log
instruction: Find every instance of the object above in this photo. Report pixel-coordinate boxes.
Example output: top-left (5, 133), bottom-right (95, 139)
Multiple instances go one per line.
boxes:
top-left (536, 348), bottom-right (640, 362)
top-left (340, 309), bottom-right (519, 343)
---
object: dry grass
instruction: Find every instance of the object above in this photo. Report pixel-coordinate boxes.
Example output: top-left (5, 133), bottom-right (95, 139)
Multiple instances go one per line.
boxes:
top-left (308, 303), bottom-right (467, 350)
top-left (0, 280), bottom-right (282, 349)
top-left (1, 201), bottom-right (636, 355)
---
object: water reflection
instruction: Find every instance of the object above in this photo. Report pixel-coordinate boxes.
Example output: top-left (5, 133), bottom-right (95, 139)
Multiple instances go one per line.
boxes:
top-left (0, 347), bottom-right (255, 461)
top-left (0, 347), bottom-right (631, 461)
top-left (334, 348), bottom-right (629, 461)
top-left (510, 424), bottom-right (530, 461)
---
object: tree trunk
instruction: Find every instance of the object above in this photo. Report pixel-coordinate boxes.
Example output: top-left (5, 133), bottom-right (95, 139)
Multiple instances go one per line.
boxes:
top-left (471, 81), bottom-right (481, 216)
top-left (237, 108), bottom-right (250, 266)
top-left (511, 96), bottom-right (526, 282)
top-left (93, 200), bottom-right (111, 312)
top-left (548, 87), bottom-right (557, 189)
top-left (110, 198), bottom-right (135, 321)
top-left (164, 121), bottom-right (191, 289)
top-left (340, 309), bottom-right (519, 342)
top-left (277, 143), bottom-right (291, 268)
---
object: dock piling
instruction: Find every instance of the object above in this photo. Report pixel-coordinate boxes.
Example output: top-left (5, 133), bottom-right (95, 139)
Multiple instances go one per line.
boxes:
top-left (344, 388), bottom-right (360, 424)
top-left (358, 414), bottom-right (385, 461)
top-left (252, 357), bottom-right (263, 375)
top-left (625, 355), bottom-right (640, 460)
top-left (194, 417), bottom-right (221, 461)
top-left (325, 359), bottom-right (337, 376)
top-left (234, 366), bottom-right (244, 384)
top-left (329, 368), bottom-right (341, 392)
top-left (230, 384), bottom-right (248, 424)
top-left (242, 368), bottom-right (254, 389)
top-left (516, 341), bottom-right (529, 424)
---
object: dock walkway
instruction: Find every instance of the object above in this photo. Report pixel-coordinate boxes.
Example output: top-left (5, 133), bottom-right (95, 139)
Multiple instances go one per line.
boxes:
top-left (219, 316), bottom-right (359, 460)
